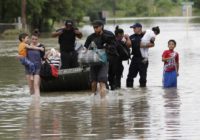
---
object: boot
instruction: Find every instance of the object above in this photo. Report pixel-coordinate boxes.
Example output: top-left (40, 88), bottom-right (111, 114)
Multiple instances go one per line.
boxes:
top-left (126, 79), bottom-right (133, 88)
top-left (110, 84), bottom-right (116, 90)
top-left (140, 83), bottom-right (146, 87)
top-left (115, 80), bottom-right (121, 89)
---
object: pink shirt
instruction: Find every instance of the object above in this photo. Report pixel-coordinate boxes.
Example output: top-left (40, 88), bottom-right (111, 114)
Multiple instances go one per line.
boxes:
top-left (162, 50), bottom-right (179, 72)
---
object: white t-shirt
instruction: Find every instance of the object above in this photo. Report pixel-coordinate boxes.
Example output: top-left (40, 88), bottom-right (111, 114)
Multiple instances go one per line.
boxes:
top-left (141, 29), bottom-right (156, 44)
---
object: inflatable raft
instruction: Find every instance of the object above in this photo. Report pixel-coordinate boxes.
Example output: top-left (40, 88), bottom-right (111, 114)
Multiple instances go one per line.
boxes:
top-left (40, 67), bottom-right (90, 92)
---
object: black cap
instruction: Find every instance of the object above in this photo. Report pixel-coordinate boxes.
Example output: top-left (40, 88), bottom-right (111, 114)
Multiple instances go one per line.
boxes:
top-left (130, 23), bottom-right (142, 28)
top-left (65, 20), bottom-right (73, 26)
top-left (92, 20), bottom-right (104, 26)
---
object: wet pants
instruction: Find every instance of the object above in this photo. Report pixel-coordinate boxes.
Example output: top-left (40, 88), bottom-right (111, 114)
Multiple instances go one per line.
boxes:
top-left (126, 57), bottom-right (148, 87)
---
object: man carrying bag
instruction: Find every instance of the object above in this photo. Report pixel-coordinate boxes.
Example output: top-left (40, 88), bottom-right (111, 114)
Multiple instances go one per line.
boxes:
top-left (84, 20), bottom-right (116, 99)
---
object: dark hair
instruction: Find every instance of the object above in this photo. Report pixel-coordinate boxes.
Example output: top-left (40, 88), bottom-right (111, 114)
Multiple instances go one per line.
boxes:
top-left (114, 25), bottom-right (124, 35)
top-left (32, 29), bottom-right (40, 37)
top-left (168, 39), bottom-right (176, 46)
top-left (18, 33), bottom-right (28, 42)
top-left (152, 26), bottom-right (160, 35)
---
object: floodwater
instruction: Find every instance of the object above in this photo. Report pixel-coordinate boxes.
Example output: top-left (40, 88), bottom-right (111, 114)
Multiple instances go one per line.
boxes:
top-left (1, 17), bottom-right (200, 139)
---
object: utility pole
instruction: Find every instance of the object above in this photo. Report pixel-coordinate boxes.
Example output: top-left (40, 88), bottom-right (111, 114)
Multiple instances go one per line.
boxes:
top-left (21, 0), bottom-right (26, 31)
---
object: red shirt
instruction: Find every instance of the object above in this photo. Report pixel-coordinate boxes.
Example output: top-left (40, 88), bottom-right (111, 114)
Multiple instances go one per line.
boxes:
top-left (162, 50), bottom-right (179, 72)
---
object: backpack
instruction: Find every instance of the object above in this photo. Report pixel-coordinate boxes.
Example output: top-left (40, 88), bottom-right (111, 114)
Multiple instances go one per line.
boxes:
top-left (38, 44), bottom-right (45, 60)
top-left (40, 60), bottom-right (58, 80)
top-left (117, 41), bottom-right (131, 60)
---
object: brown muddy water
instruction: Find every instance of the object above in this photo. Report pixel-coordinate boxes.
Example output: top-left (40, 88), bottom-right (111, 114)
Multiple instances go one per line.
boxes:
top-left (0, 17), bottom-right (200, 140)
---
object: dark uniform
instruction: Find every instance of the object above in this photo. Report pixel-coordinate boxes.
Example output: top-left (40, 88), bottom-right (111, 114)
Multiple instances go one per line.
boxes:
top-left (58, 28), bottom-right (79, 69)
top-left (107, 43), bottom-right (119, 90)
top-left (126, 33), bottom-right (148, 87)
top-left (115, 40), bottom-right (128, 88)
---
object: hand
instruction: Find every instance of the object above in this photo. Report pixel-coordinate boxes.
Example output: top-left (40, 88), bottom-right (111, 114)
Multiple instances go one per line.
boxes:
top-left (150, 37), bottom-right (155, 42)
top-left (40, 47), bottom-right (44, 51)
top-left (74, 30), bottom-right (80, 34)
top-left (124, 34), bottom-right (129, 39)
top-left (58, 30), bottom-right (63, 35)
top-left (57, 28), bottom-right (64, 35)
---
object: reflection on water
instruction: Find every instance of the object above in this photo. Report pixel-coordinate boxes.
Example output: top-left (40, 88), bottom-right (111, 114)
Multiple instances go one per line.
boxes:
top-left (1, 17), bottom-right (200, 139)
top-left (163, 88), bottom-right (181, 140)
top-left (22, 98), bottom-right (41, 140)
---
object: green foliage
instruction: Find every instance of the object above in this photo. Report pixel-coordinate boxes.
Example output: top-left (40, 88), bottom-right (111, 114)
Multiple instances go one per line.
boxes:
top-left (0, 0), bottom-right (21, 22)
top-left (0, 0), bottom-right (199, 32)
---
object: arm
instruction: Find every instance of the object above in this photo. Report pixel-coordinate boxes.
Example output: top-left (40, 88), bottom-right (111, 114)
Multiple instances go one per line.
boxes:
top-left (176, 53), bottom-right (179, 75)
top-left (25, 44), bottom-right (44, 51)
top-left (124, 34), bottom-right (132, 48)
top-left (162, 56), bottom-right (172, 62)
top-left (140, 42), bottom-right (155, 48)
top-left (74, 29), bottom-right (83, 39)
top-left (84, 35), bottom-right (92, 49)
top-left (52, 30), bottom-right (62, 37)
top-left (39, 46), bottom-right (45, 52)
top-left (44, 50), bottom-right (50, 59)
top-left (51, 28), bottom-right (64, 37)
top-left (176, 62), bottom-right (179, 73)
top-left (25, 44), bottom-right (42, 51)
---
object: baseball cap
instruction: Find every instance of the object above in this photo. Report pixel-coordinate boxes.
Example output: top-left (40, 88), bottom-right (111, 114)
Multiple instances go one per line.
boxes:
top-left (130, 23), bottom-right (142, 28)
top-left (92, 20), bottom-right (104, 26)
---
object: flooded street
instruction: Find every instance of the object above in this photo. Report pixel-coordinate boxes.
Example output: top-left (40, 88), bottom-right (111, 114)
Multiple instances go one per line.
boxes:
top-left (1, 18), bottom-right (200, 139)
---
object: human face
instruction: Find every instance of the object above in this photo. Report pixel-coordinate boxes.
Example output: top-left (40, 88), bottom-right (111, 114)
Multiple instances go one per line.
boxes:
top-left (65, 24), bottom-right (72, 30)
top-left (133, 27), bottom-right (142, 34)
top-left (31, 35), bottom-right (39, 45)
top-left (168, 41), bottom-right (176, 50)
top-left (24, 36), bottom-right (30, 44)
top-left (116, 33), bottom-right (124, 41)
top-left (93, 25), bottom-right (103, 34)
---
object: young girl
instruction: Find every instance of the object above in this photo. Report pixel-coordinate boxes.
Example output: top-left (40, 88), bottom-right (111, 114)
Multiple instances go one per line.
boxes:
top-left (162, 39), bottom-right (179, 88)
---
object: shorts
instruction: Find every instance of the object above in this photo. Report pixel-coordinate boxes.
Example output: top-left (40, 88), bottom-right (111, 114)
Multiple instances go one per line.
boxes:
top-left (90, 63), bottom-right (108, 83)
top-left (25, 63), bottom-right (41, 75)
top-left (163, 70), bottom-right (177, 88)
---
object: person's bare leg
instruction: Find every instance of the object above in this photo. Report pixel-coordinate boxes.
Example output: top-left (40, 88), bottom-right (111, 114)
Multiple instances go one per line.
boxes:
top-left (33, 75), bottom-right (40, 97)
top-left (91, 81), bottom-right (97, 95)
top-left (26, 75), bottom-right (34, 95)
top-left (99, 82), bottom-right (106, 98)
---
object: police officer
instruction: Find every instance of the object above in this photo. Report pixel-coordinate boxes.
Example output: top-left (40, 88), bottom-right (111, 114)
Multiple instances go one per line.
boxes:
top-left (126, 23), bottom-right (154, 87)
top-left (52, 20), bottom-right (82, 69)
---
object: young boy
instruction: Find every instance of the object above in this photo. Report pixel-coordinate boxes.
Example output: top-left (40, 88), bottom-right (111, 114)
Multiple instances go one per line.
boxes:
top-left (140, 26), bottom-right (160, 62)
top-left (162, 39), bottom-right (179, 88)
top-left (18, 33), bottom-right (42, 73)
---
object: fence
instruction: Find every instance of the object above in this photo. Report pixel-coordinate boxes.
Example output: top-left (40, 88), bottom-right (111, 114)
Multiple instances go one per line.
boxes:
top-left (0, 22), bottom-right (22, 33)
